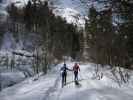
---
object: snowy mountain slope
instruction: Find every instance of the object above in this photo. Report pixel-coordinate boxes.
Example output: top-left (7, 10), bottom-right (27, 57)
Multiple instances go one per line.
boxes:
top-left (1, 62), bottom-right (133, 100)
top-left (0, 0), bottom-right (112, 29)
top-left (0, 0), bottom-right (110, 26)
top-left (51, 0), bottom-right (88, 26)
top-left (1, 0), bottom-right (28, 6)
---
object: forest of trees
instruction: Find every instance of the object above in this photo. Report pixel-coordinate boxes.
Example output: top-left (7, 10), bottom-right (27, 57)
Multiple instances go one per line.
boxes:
top-left (5, 0), bottom-right (81, 74)
top-left (85, 0), bottom-right (133, 69)
top-left (0, 0), bottom-right (133, 73)
top-left (0, 0), bottom-right (133, 90)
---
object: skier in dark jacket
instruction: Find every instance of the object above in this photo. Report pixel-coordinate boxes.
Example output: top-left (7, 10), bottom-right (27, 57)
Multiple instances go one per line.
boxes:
top-left (60, 63), bottom-right (71, 87)
top-left (73, 63), bottom-right (80, 83)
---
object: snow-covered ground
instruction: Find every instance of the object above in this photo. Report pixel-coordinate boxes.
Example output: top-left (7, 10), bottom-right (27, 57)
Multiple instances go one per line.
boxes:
top-left (0, 47), bottom-right (34, 90)
top-left (0, 70), bottom-right (25, 89)
top-left (1, 62), bottom-right (133, 100)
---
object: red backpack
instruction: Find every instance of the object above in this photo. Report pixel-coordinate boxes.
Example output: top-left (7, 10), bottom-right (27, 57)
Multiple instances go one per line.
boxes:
top-left (73, 64), bottom-right (80, 72)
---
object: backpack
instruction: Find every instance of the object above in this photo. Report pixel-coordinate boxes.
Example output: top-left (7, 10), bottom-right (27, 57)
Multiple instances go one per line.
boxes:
top-left (73, 64), bottom-right (79, 72)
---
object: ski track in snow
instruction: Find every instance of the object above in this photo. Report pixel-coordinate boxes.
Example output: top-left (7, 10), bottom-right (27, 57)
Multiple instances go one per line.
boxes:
top-left (1, 62), bottom-right (133, 100)
top-left (45, 63), bottom-right (133, 100)
top-left (44, 74), bottom-right (60, 100)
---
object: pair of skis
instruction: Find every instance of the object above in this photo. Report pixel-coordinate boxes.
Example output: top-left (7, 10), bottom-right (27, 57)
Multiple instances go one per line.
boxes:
top-left (75, 80), bottom-right (79, 85)
top-left (62, 80), bottom-right (79, 88)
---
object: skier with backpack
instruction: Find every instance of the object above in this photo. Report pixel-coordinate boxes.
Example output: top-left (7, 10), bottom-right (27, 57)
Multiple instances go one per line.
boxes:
top-left (60, 63), bottom-right (72, 87)
top-left (73, 63), bottom-right (80, 85)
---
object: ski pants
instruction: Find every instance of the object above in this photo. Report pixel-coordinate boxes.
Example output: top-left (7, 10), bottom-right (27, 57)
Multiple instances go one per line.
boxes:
top-left (74, 71), bottom-right (78, 81)
top-left (62, 72), bottom-right (67, 86)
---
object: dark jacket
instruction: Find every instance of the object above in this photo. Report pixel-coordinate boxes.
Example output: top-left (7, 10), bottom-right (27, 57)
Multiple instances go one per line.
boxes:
top-left (60, 64), bottom-right (70, 75)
